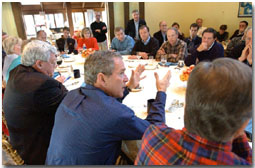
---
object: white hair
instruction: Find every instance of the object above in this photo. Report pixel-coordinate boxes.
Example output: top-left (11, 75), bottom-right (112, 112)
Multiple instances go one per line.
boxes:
top-left (21, 40), bottom-right (57, 66)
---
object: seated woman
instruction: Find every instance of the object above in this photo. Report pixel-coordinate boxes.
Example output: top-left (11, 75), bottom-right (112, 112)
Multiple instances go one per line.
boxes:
top-left (77, 27), bottom-right (99, 51)
top-left (2, 36), bottom-right (22, 84)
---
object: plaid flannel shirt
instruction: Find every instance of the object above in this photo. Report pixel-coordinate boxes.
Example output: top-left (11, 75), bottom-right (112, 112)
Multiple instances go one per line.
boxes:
top-left (156, 39), bottom-right (187, 63)
top-left (135, 124), bottom-right (252, 165)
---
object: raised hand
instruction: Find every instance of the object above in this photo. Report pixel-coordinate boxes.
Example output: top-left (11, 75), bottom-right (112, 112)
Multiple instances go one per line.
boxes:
top-left (154, 70), bottom-right (171, 92)
top-left (126, 64), bottom-right (146, 89)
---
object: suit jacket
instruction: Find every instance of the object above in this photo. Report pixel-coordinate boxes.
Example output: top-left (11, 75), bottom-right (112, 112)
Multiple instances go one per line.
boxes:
top-left (125, 19), bottom-right (147, 39)
top-left (46, 84), bottom-right (166, 165)
top-left (153, 30), bottom-right (167, 48)
top-left (56, 37), bottom-right (77, 54)
top-left (3, 65), bottom-right (67, 164)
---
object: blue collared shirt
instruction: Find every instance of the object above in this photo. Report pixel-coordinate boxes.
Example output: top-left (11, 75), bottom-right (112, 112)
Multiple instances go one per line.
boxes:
top-left (111, 35), bottom-right (135, 55)
top-left (142, 36), bottom-right (151, 46)
top-left (46, 84), bottom-right (166, 165)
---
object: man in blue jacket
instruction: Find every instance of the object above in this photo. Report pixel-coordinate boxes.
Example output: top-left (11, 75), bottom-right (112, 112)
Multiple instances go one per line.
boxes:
top-left (46, 51), bottom-right (171, 165)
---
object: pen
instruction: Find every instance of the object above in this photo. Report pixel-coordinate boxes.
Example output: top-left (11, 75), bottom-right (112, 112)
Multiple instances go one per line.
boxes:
top-left (64, 76), bottom-right (71, 82)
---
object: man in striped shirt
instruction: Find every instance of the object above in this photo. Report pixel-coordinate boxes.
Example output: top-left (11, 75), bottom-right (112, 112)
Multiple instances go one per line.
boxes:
top-left (135, 58), bottom-right (252, 165)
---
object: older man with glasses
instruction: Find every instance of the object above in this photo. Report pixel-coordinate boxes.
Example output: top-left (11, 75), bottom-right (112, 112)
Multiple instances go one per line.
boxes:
top-left (3, 40), bottom-right (68, 165)
top-left (153, 21), bottom-right (168, 47)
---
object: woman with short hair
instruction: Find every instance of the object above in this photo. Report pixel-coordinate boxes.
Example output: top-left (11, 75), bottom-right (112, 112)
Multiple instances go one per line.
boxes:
top-left (77, 27), bottom-right (99, 51)
top-left (2, 36), bottom-right (22, 83)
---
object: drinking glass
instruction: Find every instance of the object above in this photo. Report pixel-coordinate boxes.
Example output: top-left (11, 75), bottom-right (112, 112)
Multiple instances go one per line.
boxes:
top-left (178, 60), bottom-right (184, 68)
top-left (56, 56), bottom-right (63, 66)
top-left (161, 55), bottom-right (167, 66)
top-left (148, 56), bottom-right (154, 65)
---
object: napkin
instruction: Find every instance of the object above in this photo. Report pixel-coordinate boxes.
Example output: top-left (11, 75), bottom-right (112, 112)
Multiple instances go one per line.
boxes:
top-left (61, 54), bottom-right (70, 58)
top-left (158, 62), bottom-right (178, 66)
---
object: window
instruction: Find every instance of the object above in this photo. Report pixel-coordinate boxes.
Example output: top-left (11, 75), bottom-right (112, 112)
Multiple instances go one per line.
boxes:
top-left (72, 12), bottom-right (84, 30)
top-left (24, 15), bottom-right (36, 37)
top-left (46, 14), bottom-right (56, 29)
top-left (54, 13), bottom-right (64, 28)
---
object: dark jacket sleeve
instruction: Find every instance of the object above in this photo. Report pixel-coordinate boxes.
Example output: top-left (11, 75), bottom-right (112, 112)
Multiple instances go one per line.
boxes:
top-left (149, 38), bottom-right (159, 57)
top-left (101, 22), bottom-right (107, 34)
top-left (184, 46), bottom-right (198, 66)
top-left (34, 79), bottom-right (68, 114)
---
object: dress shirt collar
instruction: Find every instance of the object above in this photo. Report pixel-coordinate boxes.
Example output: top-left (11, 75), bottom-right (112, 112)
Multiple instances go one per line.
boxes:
top-left (208, 41), bottom-right (215, 50)
top-left (142, 36), bottom-right (151, 45)
top-left (182, 127), bottom-right (232, 152)
top-left (118, 35), bottom-right (126, 42)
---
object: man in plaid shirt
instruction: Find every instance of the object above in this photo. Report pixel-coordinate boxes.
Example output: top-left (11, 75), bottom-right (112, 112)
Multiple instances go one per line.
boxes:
top-left (135, 58), bottom-right (252, 165)
top-left (156, 28), bottom-right (187, 63)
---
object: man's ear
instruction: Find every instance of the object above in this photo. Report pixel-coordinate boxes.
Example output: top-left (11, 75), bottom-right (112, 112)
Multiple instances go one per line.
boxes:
top-left (34, 60), bottom-right (43, 69)
top-left (96, 72), bottom-right (107, 87)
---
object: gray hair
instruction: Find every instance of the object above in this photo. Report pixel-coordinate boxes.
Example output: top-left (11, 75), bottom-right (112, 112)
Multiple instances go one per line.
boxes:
top-left (3, 36), bottom-right (22, 55)
top-left (21, 40), bottom-right (57, 66)
top-left (168, 27), bottom-right (179, 35)
top-left (84, 51), bottom-right (122, 85)
top-left (242, 27), bottom-right (252, 41)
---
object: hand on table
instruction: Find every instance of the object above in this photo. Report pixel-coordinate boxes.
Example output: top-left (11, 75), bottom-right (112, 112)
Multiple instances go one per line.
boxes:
top-left (126, 64), bottom-right (146, 89)
top-left (138, 52), bottom-right (148, 59)
top-left (154, 70), bottom-right (171, 92)
top-left (56, 76), bottom-right (66, 83)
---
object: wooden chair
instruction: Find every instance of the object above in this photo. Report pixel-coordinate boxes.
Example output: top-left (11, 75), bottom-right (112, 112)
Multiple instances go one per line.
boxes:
top-left (2, 110), bottom-right (24, 165)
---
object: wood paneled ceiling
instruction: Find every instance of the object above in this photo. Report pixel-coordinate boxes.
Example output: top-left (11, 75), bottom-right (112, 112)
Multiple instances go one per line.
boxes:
top-left (22, 2), bottom-right (105, 14)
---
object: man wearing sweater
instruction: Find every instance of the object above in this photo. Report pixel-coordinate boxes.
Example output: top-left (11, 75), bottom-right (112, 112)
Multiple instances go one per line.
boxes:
top-left (185, 28), bottom-right (224, 66)
top-left (131, 25), bottom-right (159, 59)
top-left (90, 12), bottom-right (108, 50)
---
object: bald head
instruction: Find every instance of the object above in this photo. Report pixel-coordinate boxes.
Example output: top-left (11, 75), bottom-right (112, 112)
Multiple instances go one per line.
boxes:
top-left (159, 21), bottom-right (168, 33)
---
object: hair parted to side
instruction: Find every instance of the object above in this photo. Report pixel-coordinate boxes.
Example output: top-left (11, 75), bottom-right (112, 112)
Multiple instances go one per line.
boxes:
top-left (139, 25), bottom-right (149, 32)
top-left (132, 9), bottom-right (139, 13)
top-left (202, 28), bottom-right (217, 38)
top-left (114, 27), bottom-right (124, 33)
top-left (184, 58), bottom-right (252, 142)
top-left (81, 27), bottom-right (93, 38)
top-left (168, 27), bottom-right (179, 35)
top-left (84, 51), bottom-right (122, 85)
top-left (63, 27), bottom-right (70, 32)
top-left (21, 40), bottom-right (57, 66)
top-left (190, 23), bottom-right (199, 30)
top-left (3, 36), bottom-right (22, 55)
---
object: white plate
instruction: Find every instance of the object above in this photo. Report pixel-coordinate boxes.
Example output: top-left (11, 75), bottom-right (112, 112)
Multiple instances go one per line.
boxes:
top-left (64, 58), bottom-right (75, 62)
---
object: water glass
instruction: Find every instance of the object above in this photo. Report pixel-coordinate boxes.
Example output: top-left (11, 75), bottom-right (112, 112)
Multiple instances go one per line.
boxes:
top-left (161, 55), bottom-right (167, 66)
top-left (178, 60), bottom-right (184, 68)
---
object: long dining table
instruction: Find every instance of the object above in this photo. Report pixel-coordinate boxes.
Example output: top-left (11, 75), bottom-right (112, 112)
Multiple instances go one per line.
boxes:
top-left (56, 53), bottom-right (187, 161)
top-left (55, 53), bottom-right (252, 162)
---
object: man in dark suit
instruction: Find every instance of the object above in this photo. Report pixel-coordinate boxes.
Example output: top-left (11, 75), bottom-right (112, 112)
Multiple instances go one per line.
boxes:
top-left (184, 23), bottom-right (202, 53)
top-left (3, 40), bottom-right (67, 164)
top-left (125, 9), bottom-right (146, 41)
top-left (56, 27), bottom-right (77, 54)
top-left (153, 21), bottom-right (167, 47)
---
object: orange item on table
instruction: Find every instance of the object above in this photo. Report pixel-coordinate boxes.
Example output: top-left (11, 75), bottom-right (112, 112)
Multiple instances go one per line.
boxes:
top-left (180, 65), bottom-right (195, 81)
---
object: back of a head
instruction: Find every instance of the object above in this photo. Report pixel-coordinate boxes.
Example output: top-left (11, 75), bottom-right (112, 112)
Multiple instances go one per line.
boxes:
top-left (22, 40), bottom-right (56, 66)
top-left (184, 58), bottom-right (252, 142)
top-left (84, 51), bottom-right (122, 85)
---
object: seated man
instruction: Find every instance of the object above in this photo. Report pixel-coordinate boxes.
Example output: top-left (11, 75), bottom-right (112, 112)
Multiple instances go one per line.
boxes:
top-left (135, 58), bottom-right (252, 165)
top-left (236, 27), bottom-right (252, 67)
top-left (3, 40), bottom-right (68, 164)
top-left (156, 28), bottom-right (187, 63)
top-left (230, 21), bottom-right (248, 40)
top-left (110, 27), bottom-right (135, 55)
top-left (184, 23), bottom-right (201, 54)
top-left (131, 25), bottom-right (159, 59)
top-left (185, 28), bottom-right (224, 66)
top-left (46, 51), bottom-right (171, 165)
top-left (56, 27), bottom-right (77, 54)
top-left (153, 21), bottom-right (168, 47)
